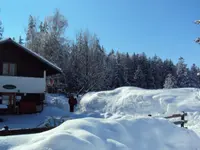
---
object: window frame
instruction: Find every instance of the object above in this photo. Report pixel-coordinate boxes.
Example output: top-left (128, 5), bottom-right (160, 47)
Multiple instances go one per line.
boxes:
top-left (2, 95), bottom-right (10, 105)
top-left (2, 62), bottom-right (17, 76)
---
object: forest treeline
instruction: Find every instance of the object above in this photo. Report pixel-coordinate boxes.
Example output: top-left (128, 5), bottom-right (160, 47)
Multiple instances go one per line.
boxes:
top-left (0, 10), bottom-right (199, 92)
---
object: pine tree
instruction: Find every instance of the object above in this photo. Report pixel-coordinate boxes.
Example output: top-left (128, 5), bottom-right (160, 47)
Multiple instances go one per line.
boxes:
top-left (26, 15), bottom-right (36, 41)
top-left (25, 15), bottom-right (41, 53)
top-left (43, 21), bottom-right (48, 33)
top-left (176, 57), bottom-right (190, 87)
top-left (104, 49), bottom-right (116, 89)
top-left (19, 36), bottom-right (24, 45)
top-left (163, 59), bottom-right (176, 83)
top-left (151, 55), bottom-right (163, 88)
top-left (113, 52), bottom-right (127, 87)
top-left (124, 53), bottom-right (133, 86)
top-left (164, 74), bottom-right (177, 89)
top-left (89, 36), bottom-right (106, 90)
top-left (146, 59), bottom-right (155, 89)
top-left (137, 53), bottom-right (148, 88)
top-left (39, 22), bottom-right (44, 33)
top-left (0, 20), bottom-right (3, 40)
top-left (189, 64), bottom-right (199, 88)
top-left (134, 65), bottom-right (146, 88)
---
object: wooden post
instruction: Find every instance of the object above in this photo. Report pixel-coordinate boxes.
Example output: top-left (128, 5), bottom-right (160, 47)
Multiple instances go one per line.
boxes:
top-left (43, 70), bottom-right (46, 80)
top-left (181, 113), bottom-right (185, 127)
top-left (165, 112), bottom-right (188, 128)
top-left (43, 70), bottom-right (46, 106)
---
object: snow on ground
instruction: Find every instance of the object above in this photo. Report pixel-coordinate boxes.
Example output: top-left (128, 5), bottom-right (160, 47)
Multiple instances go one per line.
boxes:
top-left (1, 87), bottom-right (200, 149)
top-left (0, 117), bottom-right (200, 150)
top-left (0, 106), bottom-right (69, 129)
top-left (79, 87), bottom-right (200, 135)
top-left (45, 93), bottom-right (70, 111)
top-left (79, 87), bottom-right (200, 116)
top-left (0, 94), bottom-right (70, 129)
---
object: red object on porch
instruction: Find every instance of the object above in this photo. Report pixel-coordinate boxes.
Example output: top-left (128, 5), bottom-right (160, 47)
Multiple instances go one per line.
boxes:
top-left (19, 101), bottom-right (36, 114)
top-left (47, 78), bottom-right (54, 86)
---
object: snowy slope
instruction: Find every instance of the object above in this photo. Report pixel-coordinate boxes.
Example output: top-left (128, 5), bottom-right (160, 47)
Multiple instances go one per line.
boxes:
top-left (0, 117), bottom-right (200, 150)
top-left (79, 87), bottom-right (200, 135)
top-left (79, 87), bottom-right (200, 115)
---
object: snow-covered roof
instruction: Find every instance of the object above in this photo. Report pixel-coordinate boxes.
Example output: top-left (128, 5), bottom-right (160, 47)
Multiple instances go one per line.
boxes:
top-left (0, 38), bottom-right (62, 73)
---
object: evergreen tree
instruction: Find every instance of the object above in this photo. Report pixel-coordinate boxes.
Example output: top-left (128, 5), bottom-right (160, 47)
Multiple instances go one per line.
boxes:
top-left (0, 20), bottom-right (3, 40)
top-left (113, 52), bottom-right (124, 87)
top-left (39, 22), bottom-right (44, 33)
top-left (164, 74), bottom-right (177, 89)
top-left (151, 55), bottom-right (163, 88)
top-left (43, 21), bottom-right (48, 33)
top-left (146, 59), bottom-right (155, 89)
top-left (137, 53), bottom-right (148, 88)
top-left (89, 37), bottom-right (106, 90)
top-left (19, 36), bottom-right (24, 45)
top-left (134, 65), bottom-right (146, 88)
top-left (105, 49), bottom-right (116, 89)
top-left (26, 15), bottom-right (36, 41)
top-left (189, 64), bottom-right (200, 88)
top-left (124, 53), bottom-right (134, 86)
top-left (176, 57), bottom-right (190, 87)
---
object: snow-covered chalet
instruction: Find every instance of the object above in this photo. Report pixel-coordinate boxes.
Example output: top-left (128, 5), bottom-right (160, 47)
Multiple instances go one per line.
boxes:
top-left (0, 38), bottom-right (62, 114)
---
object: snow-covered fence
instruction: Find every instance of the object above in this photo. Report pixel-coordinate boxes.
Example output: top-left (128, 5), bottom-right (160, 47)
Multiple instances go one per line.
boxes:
top-left (164, 112), bottom-right (188, 128)
top-left (148, 112), bottom-right (188, 128)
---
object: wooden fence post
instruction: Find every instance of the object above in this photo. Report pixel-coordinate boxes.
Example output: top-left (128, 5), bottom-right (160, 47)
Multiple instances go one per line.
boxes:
top-left (181, 113), bottom-right (185, 127)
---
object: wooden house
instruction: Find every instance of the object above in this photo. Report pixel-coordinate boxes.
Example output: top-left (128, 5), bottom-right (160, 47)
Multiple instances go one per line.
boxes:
top-left (0, 38), bottom-right (61, 114)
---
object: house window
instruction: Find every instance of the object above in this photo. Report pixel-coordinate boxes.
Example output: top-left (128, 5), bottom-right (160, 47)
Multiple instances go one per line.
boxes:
top-left (3, 63), bottom-right (17, 76)
top-left (2, 95), bottom-right (9, 105)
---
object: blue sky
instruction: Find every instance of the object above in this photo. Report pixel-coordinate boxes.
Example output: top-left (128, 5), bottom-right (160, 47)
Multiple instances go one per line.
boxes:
top-left (0, 0), bottom-right (200, 66)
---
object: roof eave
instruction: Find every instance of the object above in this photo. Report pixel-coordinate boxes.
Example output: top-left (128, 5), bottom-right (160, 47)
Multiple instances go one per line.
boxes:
top-left (0, 38), bottom-right (62, 73)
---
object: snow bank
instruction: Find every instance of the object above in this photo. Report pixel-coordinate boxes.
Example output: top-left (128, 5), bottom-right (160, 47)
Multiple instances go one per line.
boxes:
top-left (79, 87), bottom-right (200, 116)
top-left (0, 94), bottom-right (75, 129)
top-left (45, 93), bottom-right (69, 111)
top-left (0, 106), bottom-right (69, 129)
top-left (0, 117), bottom-right (200, 150)
top-left (79, 87), bottom-right (200, 136)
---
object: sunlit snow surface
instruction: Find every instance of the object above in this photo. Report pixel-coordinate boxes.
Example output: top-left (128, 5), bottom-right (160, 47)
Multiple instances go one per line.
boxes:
top-left (1, 87), bottom-right (200, 150)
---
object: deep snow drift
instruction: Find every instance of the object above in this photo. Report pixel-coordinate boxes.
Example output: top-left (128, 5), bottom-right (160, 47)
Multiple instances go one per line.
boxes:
top-left (79, 87), bottom-right (200, 135)
top-left (79, 87), bottom-right (200, 116)
top-left (0, 117), bottom-right (200, 150)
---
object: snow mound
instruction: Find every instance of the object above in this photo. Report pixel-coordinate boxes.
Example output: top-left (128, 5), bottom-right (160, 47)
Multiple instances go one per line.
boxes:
top-left (79, 87), bottom-right (200, 116)
top-left (46, 94), bottom-right (69, 111)
top-left (0, 117), bottom-right (200, 150)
